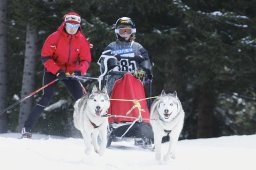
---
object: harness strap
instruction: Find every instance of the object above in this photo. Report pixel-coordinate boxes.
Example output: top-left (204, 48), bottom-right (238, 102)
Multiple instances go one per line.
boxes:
top-left (101, 114), bottom-right (108, 117)
top-left (89, 119), bottom-right (101, 129)
top-left (88, 113), bottom-right (108, 128)
top-left (164, 129), bottom-right (172, 136)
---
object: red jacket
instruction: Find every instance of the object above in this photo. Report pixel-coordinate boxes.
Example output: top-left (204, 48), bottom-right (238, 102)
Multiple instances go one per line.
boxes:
top-left (41, 22), bottom-right (91, 75)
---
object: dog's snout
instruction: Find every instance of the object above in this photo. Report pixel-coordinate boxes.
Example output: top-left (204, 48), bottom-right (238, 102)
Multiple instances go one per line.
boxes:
top-left (164, 109), bottom-right (169, 114)
top-left (96, 106), bottom-right (101, 110)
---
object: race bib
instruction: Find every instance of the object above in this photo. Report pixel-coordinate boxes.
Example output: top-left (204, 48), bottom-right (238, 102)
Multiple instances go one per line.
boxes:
top-left (113, 59), bottom-right (137, 72)
top-left (111, 47), bottom-right (137, 72)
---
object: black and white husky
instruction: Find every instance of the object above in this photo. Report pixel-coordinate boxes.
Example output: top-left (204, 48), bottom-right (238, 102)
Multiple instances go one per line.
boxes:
top-left (150, 91), bottom-right (184, 162)
top-left (73, 85), bottom-right (110, 156)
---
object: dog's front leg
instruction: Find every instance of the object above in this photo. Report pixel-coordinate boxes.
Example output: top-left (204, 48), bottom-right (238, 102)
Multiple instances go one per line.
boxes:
top-left (82, 130), bottom-right (93, 155)
top-left (164, 124), bottom-right (182, 161)
top-left (153, 128), bottom-right (163, 161)
top-left (92, 130), bottom-right (100, 154)
top-left (98, 126), bottom-right (107, 156)
top-left (99, 125), bottom-right (108, 154)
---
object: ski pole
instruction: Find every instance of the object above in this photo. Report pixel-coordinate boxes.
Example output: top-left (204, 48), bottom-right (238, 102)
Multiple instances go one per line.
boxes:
top-left (120, 118), bottom-right (139, 139)
top-left (68, 75), bottom-right (99, 82)
top-left (0, 79), bottom-right (58, 115)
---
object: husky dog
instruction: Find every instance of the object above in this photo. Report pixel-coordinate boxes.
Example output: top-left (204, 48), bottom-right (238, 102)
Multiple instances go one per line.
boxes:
top-left (150, 90), bottom-right (185, 162)
top-left (73, 85), bottom-right (110, 155)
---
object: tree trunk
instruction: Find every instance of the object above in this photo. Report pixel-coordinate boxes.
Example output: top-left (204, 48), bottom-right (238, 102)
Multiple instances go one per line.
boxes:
top-left (18, 24), bottom-right (37, 131)
top-left (197, 83), bottom-right (216, 138)
top-left (0, 0), bottom-right (7, 133)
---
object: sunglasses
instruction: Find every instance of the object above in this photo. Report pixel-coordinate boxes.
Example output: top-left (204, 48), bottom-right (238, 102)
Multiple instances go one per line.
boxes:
top-left (66, 23), bottom-right (80, 29)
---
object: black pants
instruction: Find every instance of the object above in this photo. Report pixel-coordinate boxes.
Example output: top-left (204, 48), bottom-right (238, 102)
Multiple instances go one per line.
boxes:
top-left (24, 71), bottom-right (84, 131)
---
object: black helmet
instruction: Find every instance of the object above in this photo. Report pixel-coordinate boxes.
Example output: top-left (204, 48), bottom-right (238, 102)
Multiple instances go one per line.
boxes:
top-left (115, 17), bottom-right (136, 29)
top-left (114, 17), bottom-right (136, 41)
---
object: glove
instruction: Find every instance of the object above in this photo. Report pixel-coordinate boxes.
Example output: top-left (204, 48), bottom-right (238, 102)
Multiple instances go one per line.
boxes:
top-left (56, 70), bottom-right (67, 81)
top-left (74, 71), bottom-right (81, 76)
top-left (145, 68), bottom-right (153, 80)
top-left (144, 74), bottom-right (153, 84)
top-left (115, 54), bottom-right (121, 60)
top-left (147, 74), bottom-right (153, 80)
top-left (134, 55), bottom-right (144, 62)
top-left (133, 70), bottom-right (145, 79)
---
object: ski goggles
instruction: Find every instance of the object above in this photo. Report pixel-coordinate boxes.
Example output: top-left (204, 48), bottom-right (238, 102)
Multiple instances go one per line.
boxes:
top-left (66, 23), bottom-right (80, 29)
top-left (115, 28), bottom-right (136, 35)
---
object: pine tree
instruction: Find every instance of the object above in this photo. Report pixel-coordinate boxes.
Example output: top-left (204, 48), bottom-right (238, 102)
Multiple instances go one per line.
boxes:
top-left (0, 0), bottom-right (7, 133)
top-left (18, 23), bottom-right (37, 131)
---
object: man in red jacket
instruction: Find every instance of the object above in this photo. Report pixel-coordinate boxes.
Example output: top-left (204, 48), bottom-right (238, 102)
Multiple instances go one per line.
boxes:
top-left (21, 12), bottom-right (92, 138)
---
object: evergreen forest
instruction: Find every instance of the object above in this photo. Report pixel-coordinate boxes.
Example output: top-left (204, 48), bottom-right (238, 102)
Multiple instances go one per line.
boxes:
top-left (0, 0), bottom-right (256, 139)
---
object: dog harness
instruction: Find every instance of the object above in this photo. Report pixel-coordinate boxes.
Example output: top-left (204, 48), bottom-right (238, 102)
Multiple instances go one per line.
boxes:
top-left (88, 113), bottom-right (108, 128)
top-left (89, 119), bottom-right (101, 129)
top-left (164, 129), bottom-right (172, 136)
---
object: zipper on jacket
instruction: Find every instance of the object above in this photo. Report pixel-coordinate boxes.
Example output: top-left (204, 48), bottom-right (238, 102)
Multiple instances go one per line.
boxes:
top-left (65, 35), bottom-right (73, 72)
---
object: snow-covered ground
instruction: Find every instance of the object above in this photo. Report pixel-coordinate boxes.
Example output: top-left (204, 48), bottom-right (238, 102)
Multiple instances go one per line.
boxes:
top-left (0, 133), bottom-right (255, 170)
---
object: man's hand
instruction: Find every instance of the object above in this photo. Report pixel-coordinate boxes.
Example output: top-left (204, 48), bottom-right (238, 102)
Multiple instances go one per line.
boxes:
top-left (147, 74), bottom-right (153, 80)
top-left (56, 70), bottom-right (67, 81)
top-left (115, 54), bottom-right (121, 60)
top-left (74, 71), bottom-right (81, 76)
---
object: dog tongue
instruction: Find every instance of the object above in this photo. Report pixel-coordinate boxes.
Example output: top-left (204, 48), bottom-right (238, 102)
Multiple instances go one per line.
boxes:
top-left (164, 113), bottom-right (170, 118)
top-left (96, 110), bottom-right (101, 116)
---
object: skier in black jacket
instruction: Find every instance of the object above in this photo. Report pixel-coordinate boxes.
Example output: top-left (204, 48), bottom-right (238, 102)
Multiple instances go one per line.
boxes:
top-left (101, 17), bottom-right (153, 95)
top-left (100, 17), bottom-right (154, 147)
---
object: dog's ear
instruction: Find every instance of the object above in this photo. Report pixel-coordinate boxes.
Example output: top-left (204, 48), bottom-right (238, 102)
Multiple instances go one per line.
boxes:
top-left (102, 86), bottom-right (108, 94)
top-left (161, 90), bottom-right (166, 96)
top-left (173, 91), bottom-right (177, 97)
top-left (92, 85), bottom-right (98, 93)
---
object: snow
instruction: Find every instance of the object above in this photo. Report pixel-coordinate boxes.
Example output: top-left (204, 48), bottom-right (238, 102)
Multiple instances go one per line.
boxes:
top-left (44, 99), bottom-right (68, 112)
top-left (210, 11), bottom-right (248, 19)
top-left (12, 94), bottom-right (19, 101)
top-left (211, 11), bottom-right (223, 16)
top-left (241, 36), bottom-right (256, 46)
top-left (0, 133), bottom-right (255, 170)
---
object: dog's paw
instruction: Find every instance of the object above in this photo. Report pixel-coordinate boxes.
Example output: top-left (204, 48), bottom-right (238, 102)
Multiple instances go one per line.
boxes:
top-left (94, 146), bottom-right (105, 156)
top-left (163, 153), bottom-right (176, 162)
top-left (94, 148), bottom-right (102, 155)
top-left (84, 147), bottom-right (93, 155)
top-left (94, 146), bottom-right (100, 153)
top-left (155, 153), bottom-right (161, 161)
top-left (170, 152), bottom-right (176, 159)
top-left (97, 149), bottom-right (105, 156)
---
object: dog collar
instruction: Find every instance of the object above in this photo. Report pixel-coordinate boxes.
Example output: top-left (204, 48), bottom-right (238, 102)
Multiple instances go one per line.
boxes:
top-left (164, 129), bottom-right (172, 135)
top-left (89, 119), bottom-right (101, 129)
